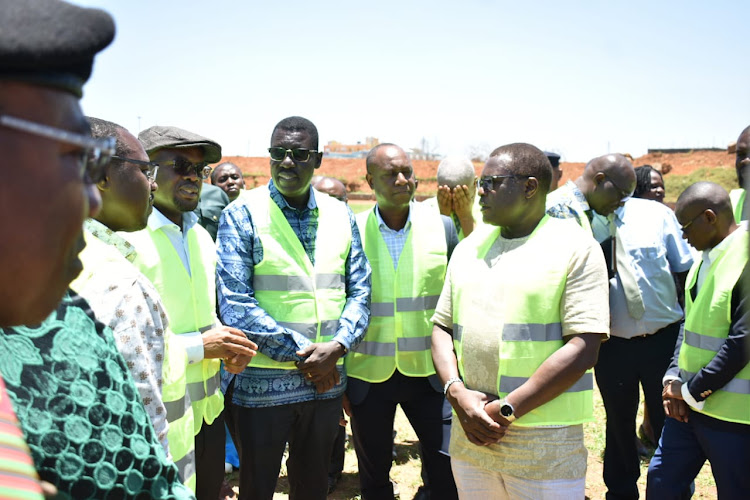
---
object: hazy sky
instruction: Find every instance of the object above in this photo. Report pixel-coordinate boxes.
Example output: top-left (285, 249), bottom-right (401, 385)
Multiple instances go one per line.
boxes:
top-left (74, 1), bottom-right (749, 162)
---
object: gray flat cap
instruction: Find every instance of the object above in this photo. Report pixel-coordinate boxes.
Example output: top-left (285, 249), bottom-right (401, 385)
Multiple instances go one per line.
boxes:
top-left (0, 0), bottom-right (115, 97)
top-left (139, 125), bottom-right (222, 163)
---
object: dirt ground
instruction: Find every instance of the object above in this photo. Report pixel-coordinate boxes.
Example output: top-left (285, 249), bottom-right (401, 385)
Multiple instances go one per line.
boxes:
top-left (217, 149), bottom-right (734, 200)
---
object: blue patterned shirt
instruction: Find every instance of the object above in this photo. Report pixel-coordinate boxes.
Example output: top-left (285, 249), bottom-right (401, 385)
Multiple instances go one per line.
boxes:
top-left (216, 181), bottom-right (371, 408)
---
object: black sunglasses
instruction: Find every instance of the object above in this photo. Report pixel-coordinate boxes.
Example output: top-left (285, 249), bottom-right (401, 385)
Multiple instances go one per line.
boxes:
top-left (111, 156), bottom-right (160, 182)
top-left (268, 147), bottom-right (319, 163)
top-left (476, 175), bottom-right (529, 192)
top-left (160, 157), bottom-right (212, 179)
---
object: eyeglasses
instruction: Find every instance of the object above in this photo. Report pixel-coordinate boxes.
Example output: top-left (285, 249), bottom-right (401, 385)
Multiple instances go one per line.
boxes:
top-left (680, 209), bottom-right (708, 232)
top-left (160, 157), bottom-right (212, 179)
top-left (603, 173), bottom-right (634, 202)
top-left (476, 175), bottom-right (529, 193)
top-left (111, 156), bottom-right (159, 182)
top-left (0, 114), bottom-right (115, 184)
top-left (268, 147), bottom-right (319, 163)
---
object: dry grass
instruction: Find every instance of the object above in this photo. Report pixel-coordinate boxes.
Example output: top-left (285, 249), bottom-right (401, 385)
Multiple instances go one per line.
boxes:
top-left (234, 380), bottom-right (719, 499)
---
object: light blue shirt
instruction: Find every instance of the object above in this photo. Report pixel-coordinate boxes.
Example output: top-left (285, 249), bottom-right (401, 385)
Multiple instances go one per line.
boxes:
top-left (375, 204), bottom-right (413, 269)
top-left (606, 198), bottom-right (694, 338)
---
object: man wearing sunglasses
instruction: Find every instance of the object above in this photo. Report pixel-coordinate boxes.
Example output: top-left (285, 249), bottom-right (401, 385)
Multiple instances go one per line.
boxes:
top-left (432, 143), bottom-right (609, 498)
top-left (648, 182), bottom-right (750, 499)
top-left (125, 125), bottom-right (258, 500)
top-left (216, 116), bottom-right (371, 499)
top-left (0, 1), bottom-right (200, 498)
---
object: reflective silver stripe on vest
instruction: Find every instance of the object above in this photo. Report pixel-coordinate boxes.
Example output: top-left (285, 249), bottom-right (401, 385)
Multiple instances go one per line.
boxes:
top-left (316, 273), bottom-right (345, 290)
top-left (278, 321), bottom-right (316, 339)
top-left (396, 295), bottom-right (440, 312)
top-left (371, 302), bottom-right (395, 317)
top-left (502, 323), bottom-right (562, 342)
top-left (684, 330), bottom-right (726, 353)
top-left (397, 336), bottom-right (432, 352)
top-left (499, 372), bottom-right (593, 394)
top-left (254, 275), bottom-right (313, 292)
top-left (254, 274), bottom-right (345, 292)
top-left (187, 372), bottom-right (221, 401)
top-left (680, 370), bottom-right (750, 395)
top-left (164, 397), bottom-right (188, 423)
top-left (199, 325), bottom-right (213, 333)
top-left (278, 319), bottom-right (340, 340)
top-left (175, 451), bottom-right (196, 482)
top-left (354, 341), bottom-right (396, 357)
top-left (453, 323), bottom-right (463, 341)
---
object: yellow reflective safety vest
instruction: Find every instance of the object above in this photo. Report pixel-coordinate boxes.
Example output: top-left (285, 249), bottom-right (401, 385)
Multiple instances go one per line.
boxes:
top-left (346, 203), bottom-right (446, 382)
top-left (161, 330), bottom-right (196, 492)
top-left (124, 220), bottom-right (223, 434)
top-left (451, 216), bottom-right (594, 427)
top-left (72, 229), bottom-right (197, 491)
top-left (243, 186), bottom-right (350, 369)
top-left (729, 188), bottom-right (746, 223)
top-left (679, 227), bottom-right (750, 424)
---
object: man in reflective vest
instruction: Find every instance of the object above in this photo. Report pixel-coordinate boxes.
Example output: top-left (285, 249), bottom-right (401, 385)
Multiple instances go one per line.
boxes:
top-left (729, 125), bottom-right (749, 223)
top-left (124, 126), bottom-right (258, 500)
top-left (71, 117), bottom-right (204, 490)
top-left (647, 182), bottom-right (750, 499)
top-left (347, 144), bottom-right (459, 499)
top-left (216, 116), bottom-right (371, 500)
top-left (431, 143), bottom-right (610, 498)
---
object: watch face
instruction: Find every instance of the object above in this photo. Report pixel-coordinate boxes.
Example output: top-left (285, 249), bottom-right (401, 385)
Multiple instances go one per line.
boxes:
top-left (500, 404), bottom-right (513, 417)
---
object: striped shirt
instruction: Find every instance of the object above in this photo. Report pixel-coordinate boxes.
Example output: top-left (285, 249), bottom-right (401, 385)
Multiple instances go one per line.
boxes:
top-left (0, 376), bottom-right (43, 500)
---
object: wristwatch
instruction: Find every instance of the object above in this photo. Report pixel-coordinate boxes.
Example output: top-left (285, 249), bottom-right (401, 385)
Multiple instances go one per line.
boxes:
top-left (499, 398), bottom-right (516, 423)
top-left (443, 377), bottom-right (463, 396)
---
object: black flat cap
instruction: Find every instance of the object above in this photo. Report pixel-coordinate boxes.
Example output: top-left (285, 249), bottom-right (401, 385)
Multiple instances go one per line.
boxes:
top-left (544, 151), bottom-right (561, 168)
top-left (0, 0), bottom-right (115, 97)
top-left (139, 126), bottom-right (222, 163)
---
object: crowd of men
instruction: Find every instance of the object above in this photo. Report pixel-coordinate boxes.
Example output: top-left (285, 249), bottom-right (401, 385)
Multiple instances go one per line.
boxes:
top-left (0, 1), bottom-right (748, 500)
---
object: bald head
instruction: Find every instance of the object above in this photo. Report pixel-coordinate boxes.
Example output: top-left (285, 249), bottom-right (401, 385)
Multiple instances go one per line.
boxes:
top-left (736, 125), bottom-right (750, 186)
top-left (313, 176), bottom-right (347, 203)
top-left (488, 143), bottom-right (552, 194)
top-left (366, 143), bottom-right (404, 174)
top-left (576, 153), bottom-right (636, 216)
top-left (437, 157), bottom-right (475, 188)
top-left (675, 182), bottom-right (736, 251)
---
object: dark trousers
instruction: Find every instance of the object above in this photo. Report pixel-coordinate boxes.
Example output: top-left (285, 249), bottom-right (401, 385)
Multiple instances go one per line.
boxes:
top-left (195, 410), bottom-right (226, 500)
top-left (595, 321), bottom-right (681, 500)
top-left (225, 393), bottom-right (343, 500)
top-left (329, 414), bottom-right (346, 477)
top-left (349, 372), bottom-right (458, 500)
top-left (647, 413), bottom-right (750, 500)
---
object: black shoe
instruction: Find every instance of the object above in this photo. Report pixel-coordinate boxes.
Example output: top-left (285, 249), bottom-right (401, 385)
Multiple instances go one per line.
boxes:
top-left (327, 473), bottom-right (341, 495)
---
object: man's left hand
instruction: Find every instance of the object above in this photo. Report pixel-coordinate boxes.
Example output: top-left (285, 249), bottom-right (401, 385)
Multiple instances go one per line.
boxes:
top-left (223, 353), bottom-right (255, 374)
top-left (296, 341), bottom-right (346, 382)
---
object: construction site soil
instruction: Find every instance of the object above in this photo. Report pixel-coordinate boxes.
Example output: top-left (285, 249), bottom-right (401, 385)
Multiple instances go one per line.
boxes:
top-left (217, 150), bottom-right (736, 200)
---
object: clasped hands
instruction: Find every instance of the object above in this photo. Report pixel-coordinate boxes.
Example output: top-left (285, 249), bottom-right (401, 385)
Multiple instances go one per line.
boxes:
top-left (662, 379), bottom-right (689, 423)
top-left (447, 384), bottom-right (512, 447)
top-left (296, 341), bottom-right (346, 394)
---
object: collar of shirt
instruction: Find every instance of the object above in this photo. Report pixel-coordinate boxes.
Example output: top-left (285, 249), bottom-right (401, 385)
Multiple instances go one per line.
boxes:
top-left (84, 218), bottom-right (139, 263)
top-left (702, 220), bottom-right (749, 272)
top-left (147, 207), bottom-right (198, 234)
top-left (565, 180), bottom-right (592, 212)
top-left (268, 179), bottom-right (318, 214)
top-left (375, 203), bottom-right (413, 234)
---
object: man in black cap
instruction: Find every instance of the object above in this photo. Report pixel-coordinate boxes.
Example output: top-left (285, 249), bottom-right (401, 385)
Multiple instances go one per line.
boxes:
top-left (0, 1), bottom-right (195, 498)
top-left (125, 125), bottom-right (256, 500)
